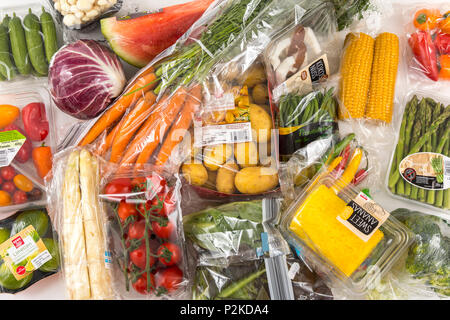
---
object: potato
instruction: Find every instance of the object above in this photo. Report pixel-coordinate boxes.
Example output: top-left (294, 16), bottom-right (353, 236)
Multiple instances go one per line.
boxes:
top-left (234, 142), bottom-right (259, 167)
top-left (249, 104), bottom-right (273, 143)
top-left (235, 167), bottom-right (279, 194)
top-left (216, 162), bottom-right (239, 194)
top-left (242, 63), bottom-right (266, 87)
top-left (252, 84), bottom-right (269, 104)
top-left (203, 144), bottom-right (233, 171)
top-left (204, 169), bottom-right (218, 190)
top-left (182, 163), bottom-right (208, 186)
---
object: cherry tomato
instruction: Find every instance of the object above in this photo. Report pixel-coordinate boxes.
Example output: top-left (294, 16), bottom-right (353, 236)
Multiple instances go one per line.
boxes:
top-left (27, 188), bottom-right (42, 201)
top-left (132, 272), bottom-right (155, 295)
top-left (0, 166), bottom-right (15, 181)
top-left (2, 181), bottom-right (16, 194)
top-left (0, 190), bottom-right (11, 206)
top-left (151, 219), bottom-right (174, 239)
top-left (117, 200), bottom-right (138, 223)
top-left (104, 178), bottom-right (133, 198)
top-left (157, 243), bottom-right (181, 266)
top-left (13, 190), bottom-right (27, 204)
top-left (162, 189), bottom-right (176, 216)
top-left (130, 242), bottom-right (156, 269)
top-left (128, 220), bottom-right (147, 240)
top-left (155, 266), bottom-right (183, 293)
top-left (13, 174), bottom-right (33, 192)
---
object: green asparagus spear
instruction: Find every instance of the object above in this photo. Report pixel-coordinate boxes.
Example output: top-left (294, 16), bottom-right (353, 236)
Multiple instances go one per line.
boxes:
top-left (395, 100), bottom-right (412, 195)
top-left (409, 99), bottom-right (426, 200)
top-left (403, 96), bottom-right (419, 196)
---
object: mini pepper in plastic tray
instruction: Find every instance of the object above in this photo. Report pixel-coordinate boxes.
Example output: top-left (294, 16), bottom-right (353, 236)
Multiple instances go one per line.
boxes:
top-left (280, 173), bottom-right (414, 294)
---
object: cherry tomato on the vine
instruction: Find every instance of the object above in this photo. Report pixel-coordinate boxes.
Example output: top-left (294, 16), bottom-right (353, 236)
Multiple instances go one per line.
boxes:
top-left (132, 272), bottom-right (155, 295)
top-left (151, 219), bottom-right (174, 239)
top-left (155, 266), bottom-right (183, 293)
top-left (118, 200), bottom-right (138, 222)
top-left (130, 242), bottom-right (156, 269)
top-left (128, 220), bottom-right (147, 240)
top-left (157, 243), bottom-right (181, 266)
top-left (104, 178), bottom-right (133, 198)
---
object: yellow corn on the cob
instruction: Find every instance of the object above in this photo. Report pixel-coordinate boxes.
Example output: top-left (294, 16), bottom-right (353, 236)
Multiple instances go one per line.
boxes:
top-left (339, 33), bottom-right (375, 119)
top-left (366, 32), bottom-right (399, 123)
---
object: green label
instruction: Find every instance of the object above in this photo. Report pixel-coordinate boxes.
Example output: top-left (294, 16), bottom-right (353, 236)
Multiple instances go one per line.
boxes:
top-left (0, 130), bottom-right (26, 167)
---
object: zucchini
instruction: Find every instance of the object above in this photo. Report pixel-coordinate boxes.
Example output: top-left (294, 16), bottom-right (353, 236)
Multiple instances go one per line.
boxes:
top-left (8, 13), bottom-right (31, 75)
top-left (40, 7), bottom-right (58, 64)
top-left (23, 9), bottom-right (48, 76)
top-left (0, 16), bottom-right (16, 80)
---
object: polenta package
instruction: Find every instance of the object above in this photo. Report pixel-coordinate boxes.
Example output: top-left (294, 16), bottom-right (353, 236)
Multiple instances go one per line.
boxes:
top-left (0, 207), bottom-right (59, 293)
top-left (99, 167), bottom-right (189, 299)
top-left (386, 92), bottom-right (450, 213)
top-left (280, 172), bottom-right (414, 295)
top-left (47, 147), bottom-right (115, 300)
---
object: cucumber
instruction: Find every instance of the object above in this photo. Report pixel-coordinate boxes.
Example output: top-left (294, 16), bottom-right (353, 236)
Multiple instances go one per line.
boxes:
top-left (9, 13), bottom-right (31, 75)
top-left (40, 7), bottom-right (58, 64)
top-left (0, 16), bottom-right (16, 80)
top-left (23, 9), bottom-right (48, 76)
top-left (2, 15), bottom-right (11, 28)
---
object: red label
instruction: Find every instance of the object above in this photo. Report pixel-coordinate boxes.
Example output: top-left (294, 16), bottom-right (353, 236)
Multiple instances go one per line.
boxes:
top-left (12, 236), bottom-right (24, 248)
top-left (16, 266), bottom-right (26, 275)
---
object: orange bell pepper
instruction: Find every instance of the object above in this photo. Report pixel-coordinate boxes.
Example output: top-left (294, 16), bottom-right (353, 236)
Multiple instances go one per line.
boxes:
top-left (439, 54), bottom-right (450, 80)
top-left (414, 9), bottom-right (441, 31)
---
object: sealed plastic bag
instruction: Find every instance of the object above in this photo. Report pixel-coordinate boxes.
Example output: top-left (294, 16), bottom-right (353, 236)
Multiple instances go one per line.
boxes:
top-left (100, 167), bottom-right (189, 299)
top-left (281, 171), bottom-right (414, 295)
top-left (47, 147), bottom-right (115, 300)
top-left (386, 92), bottom-right (450, 213)
top-left (0, 206), bottom-right (59, 294)
top-left (367, 208), bottom-right (450, 300)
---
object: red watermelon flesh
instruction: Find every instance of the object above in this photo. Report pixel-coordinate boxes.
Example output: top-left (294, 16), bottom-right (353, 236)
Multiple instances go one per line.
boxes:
top-left (101, 0), bottom-right (214, 68)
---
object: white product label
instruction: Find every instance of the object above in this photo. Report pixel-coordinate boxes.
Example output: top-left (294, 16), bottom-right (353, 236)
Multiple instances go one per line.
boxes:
top-left (7, 236), bottom-right (38, 264)
top-left (31, 250), bottom-right (52, 269)
top-left (0, 130), bottom-right (26, 167)
top-left (204, 93), bottom-right (235, 112)
top-left (104, 251), bottom-right (112, 269)
top-left (194, 123), bottom-right (253, 147)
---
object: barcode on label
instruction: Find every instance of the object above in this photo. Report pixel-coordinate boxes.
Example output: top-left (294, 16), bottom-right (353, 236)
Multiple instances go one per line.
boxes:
top-left (0, 156), bottom-right (7, 167)
top-left (445, 159), bottom-right (450, 176)
top-left (196, 123), bottom-right (252, 146)
top-left (265, 255), bottom-right (294, 300)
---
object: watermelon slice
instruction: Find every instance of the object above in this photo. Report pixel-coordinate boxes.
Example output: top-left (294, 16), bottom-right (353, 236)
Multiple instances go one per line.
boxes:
top-left (101, 0), bottom-right (214, 68)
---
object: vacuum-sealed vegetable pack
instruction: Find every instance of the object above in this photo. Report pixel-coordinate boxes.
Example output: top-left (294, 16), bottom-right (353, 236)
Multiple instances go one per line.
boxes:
top-left (0, 84), bottom-right (55, 212)
top-left (387, 92), bottom-right (450, 213)
top-left (0, 206), bottom-right (59, 293)
top-left (281, 172), bottom-right (414, 295)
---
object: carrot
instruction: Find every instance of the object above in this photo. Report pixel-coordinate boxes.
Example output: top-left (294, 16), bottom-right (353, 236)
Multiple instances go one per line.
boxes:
top-left (32, 144), bottom-right (53, 179)
top-left (97, 124), bottom-right (120, 156)
top-left (79, 72), bottom-right (157, 146)
top-left (154, 85), bottom-right (202, 166)
top-left (109, 91), bottom-right (157, 163)
top-left (119, 87), bottom-right (188, 167)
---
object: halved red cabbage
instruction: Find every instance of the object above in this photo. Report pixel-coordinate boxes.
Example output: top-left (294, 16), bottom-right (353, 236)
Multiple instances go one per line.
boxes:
top-left (48, 40), bottom-right (126, 120)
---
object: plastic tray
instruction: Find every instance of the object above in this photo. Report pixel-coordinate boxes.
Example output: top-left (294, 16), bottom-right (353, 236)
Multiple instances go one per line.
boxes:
top-left (0, 83), bottom-right (55, 213)
top-left (281, 174), bottom-right (414, 295)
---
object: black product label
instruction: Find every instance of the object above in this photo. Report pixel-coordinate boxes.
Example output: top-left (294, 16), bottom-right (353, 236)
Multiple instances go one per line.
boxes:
top-left (279, 121), bottom-right (337, 157)
top-left (345, 200), bottom-right (379, 236)
top-left (309, 59), bottom-right (327, 83)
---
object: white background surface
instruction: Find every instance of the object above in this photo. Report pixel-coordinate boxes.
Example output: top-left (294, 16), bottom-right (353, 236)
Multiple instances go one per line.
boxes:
top-left (0, 0), bottom-right (447, 300)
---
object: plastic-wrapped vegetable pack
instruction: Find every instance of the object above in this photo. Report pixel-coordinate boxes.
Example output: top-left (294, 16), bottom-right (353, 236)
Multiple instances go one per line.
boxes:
top-left (367, 208), bottom-right (450, 300)
top-left (100, 168), bottom-right (189, 299)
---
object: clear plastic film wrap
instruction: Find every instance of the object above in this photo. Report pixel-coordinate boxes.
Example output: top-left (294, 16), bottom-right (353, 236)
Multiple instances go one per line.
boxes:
top-left (280, 171), bottom-right (414, 296)
top-left (404, 4), bottom-right (450, 86)
top-left (0, 1), bottom-right (62, 82)
top-left (366, 208), bottom-right (450, 300)
top-left (386, 92), bottom-right (450, 214)
top-left (47, 147), bottom-right (115, 300)
top-left (181, 183), bottom-right (290, 265)
top-left (99, 167), bottom-right (189, 299)
top-left (0, 206), bottom-right (59, 294)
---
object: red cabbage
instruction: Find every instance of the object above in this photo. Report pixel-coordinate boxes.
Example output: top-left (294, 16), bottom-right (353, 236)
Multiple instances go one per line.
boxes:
top-left (48, 40), bottom-right (126, 120)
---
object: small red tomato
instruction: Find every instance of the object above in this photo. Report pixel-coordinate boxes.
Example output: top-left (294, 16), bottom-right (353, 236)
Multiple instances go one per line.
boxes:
top-left (128, 220), bottom-right (147, 240)
top-left (132, 272), bottom-right (155, 295)
top-left (27, 188), bottom-right (42, 201)
top-left (162, 189), bottom-right (176, 216)
top-left (151, 219), bottom-right (174, 239)
top-left (13, 190), bottom-right (27, 204)
top-left (0, 166), bottom-right (15, 181)
top-left (130, 242), bottom-right (156, 269)
top-left (104, 178), bottom-right (133, 198)
top-left (155, 266), bottom-right (183, 293)
top-left (157, 243), bottom-right (181, 266)
top-left (2, 181), bottom-right (16, 194)
top-left (117, 200), bottom-right (138, 223)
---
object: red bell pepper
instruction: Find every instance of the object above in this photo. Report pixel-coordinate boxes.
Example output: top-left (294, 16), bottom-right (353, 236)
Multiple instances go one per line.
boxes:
top-left (435, 32), bottom-right (450, 55)
top-left (22, 102), bottom-right (49, 142)
top-left (408, 30), bottom-right (439, 81)
top-left (1, 124), bottom-right (32, 163)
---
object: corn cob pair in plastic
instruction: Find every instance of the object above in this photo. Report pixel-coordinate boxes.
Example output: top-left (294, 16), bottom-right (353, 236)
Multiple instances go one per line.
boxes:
top-left (339, 32), bottom-right (399, 123)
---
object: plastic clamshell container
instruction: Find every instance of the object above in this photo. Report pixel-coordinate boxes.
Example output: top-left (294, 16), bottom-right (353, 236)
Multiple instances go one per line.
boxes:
top-left (281, 174), bottom-right (414, 294)
top-left (385, 90), bottom-right (450, 216)
top-left (0, 84), bottom-right (55, 213)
